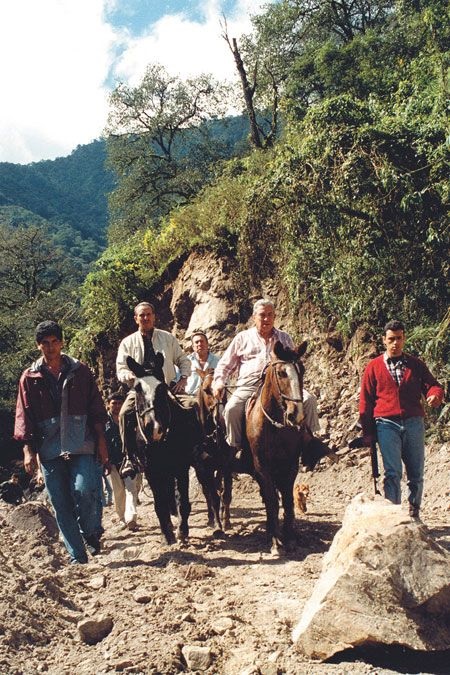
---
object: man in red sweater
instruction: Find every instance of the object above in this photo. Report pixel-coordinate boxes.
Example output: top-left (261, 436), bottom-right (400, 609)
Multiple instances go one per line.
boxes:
top-left (359, 320), bottom-right (444, 519)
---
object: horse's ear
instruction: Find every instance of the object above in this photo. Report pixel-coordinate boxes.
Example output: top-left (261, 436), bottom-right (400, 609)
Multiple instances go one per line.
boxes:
top-left (297, 341), bottom-right (307, 358)
top-left (273, 341), bottom-right (284, 359)
top-left (127, 356), bottom-right (146, 378)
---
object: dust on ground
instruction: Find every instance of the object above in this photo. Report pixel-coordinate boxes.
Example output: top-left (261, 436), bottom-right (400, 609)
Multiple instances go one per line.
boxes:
top-left (0, 441), bottom-right (448, 675)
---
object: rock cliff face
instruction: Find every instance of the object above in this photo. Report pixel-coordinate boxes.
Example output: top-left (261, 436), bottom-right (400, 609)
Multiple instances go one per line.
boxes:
top-left (99, 249), bottom-right (377, 448)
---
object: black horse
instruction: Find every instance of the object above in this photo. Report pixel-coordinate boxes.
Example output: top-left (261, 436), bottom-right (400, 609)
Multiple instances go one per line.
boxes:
top-left (125, 355), bottom-right (223, 544)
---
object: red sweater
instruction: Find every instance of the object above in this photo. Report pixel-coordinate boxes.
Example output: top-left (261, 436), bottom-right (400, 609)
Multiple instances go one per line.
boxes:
top-left (359, 353), bottom-right (444, 439)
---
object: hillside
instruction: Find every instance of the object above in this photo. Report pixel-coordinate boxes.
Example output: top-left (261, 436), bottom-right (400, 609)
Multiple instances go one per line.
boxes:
top-left (0, 140), bottom-right (114, 244)
top-left (0, 116), bottom-right (250, 248)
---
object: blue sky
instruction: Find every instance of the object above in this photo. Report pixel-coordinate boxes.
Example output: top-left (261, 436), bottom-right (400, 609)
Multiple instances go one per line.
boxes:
top-left (0, 0), bottom-right (272, 164)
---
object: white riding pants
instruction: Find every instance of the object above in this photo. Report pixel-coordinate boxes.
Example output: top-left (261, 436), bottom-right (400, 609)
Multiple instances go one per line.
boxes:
top-left (223, 375), bottom-right (319, 448)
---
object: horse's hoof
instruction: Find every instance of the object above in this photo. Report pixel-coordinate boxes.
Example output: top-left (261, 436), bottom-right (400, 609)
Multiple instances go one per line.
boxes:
top-left (223, 520), bottom-right (231, 531)
top-left (165, 532), bottom-right (176, 545)
top-left (207, 518), bottom-right (215, 528)
top-left (212, 528), bottom-right (226, 540)
top-left (270, 538), bottom-right (286, 557)
top-left (176, 528), bottom-right (189, 543)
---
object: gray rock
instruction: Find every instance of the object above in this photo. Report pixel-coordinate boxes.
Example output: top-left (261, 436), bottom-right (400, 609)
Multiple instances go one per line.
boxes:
top-left (77, 615), bottom-right (114, 645)
top-left (181, 645), bottom-right (212, 670)
top-left (292, 494), bottom-right (450, 659)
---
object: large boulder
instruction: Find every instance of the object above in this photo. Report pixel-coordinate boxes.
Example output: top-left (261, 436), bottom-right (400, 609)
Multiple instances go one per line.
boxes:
top-left (292, 494), bottom-right (450, 659)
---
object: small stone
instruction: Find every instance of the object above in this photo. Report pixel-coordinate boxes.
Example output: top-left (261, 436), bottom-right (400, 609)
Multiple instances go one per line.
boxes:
top-left (211, 616), bottom-right (233, 634)
top-left (239, 667), bottom-right (260, 675)
top-left (77, 615), bottom-right (113, 644)
top-left (111, 660), bottom-right (133, 670)
top-left (180, 612), bottom-right (195, 622)
top-left (181, 645), bottom-right (212, 670)
top-left (133, 588), bottom-right (152, 604)
top-left (89, 574), bottom-right (106, 589)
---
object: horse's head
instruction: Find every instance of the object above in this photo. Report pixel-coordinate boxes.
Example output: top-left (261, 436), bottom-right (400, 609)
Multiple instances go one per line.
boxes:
top-left (268, 340), bottom-right (307, 428)
top-left (197, 368), bottom-right (216, 412)
top-left (127, 355), bottom-right (169, 442)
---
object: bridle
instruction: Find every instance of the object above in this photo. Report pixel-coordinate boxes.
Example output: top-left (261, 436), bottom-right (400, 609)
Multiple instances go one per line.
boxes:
top-left (259, 359), bottom-right (304, 430)
top-left (199, 380), bottom-right (225, 449)
top-left (135, 383), bottom-right (171, 443)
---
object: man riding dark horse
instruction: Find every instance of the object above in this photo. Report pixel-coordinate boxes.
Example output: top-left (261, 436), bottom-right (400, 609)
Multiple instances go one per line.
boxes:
top-left (116, 301), bottom-right (191, 475)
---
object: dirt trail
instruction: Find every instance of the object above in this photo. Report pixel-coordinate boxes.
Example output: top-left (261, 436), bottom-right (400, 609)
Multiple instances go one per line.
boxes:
top-left (0, 441), bottom-right (448, 675)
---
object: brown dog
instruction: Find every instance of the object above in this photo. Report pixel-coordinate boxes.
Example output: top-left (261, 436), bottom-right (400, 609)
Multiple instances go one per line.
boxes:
top-left (293, 482), bottom-right (310, 515)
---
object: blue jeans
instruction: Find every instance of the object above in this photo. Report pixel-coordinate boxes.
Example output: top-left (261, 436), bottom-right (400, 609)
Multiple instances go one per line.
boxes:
top-left (41, 454), bottom-right (101, 563)
top-left (375, 416), bottom-right (425, 509)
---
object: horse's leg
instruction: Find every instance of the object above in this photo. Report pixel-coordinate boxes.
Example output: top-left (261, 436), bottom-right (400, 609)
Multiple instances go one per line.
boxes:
top-left (193, 462), bottom-right (215, 527)
top-left (175, 466), bottom-right (191, 543)
top-left (145, 468), bottom-right (176, 545)
top-left (256, 470), bottom-right (284, 556)
top-left (194, 459), bottom-right (224, 536)
top-left (277, 462), bottom-right (299, 549)
top-left (221, 449), bottom-right (234, 530)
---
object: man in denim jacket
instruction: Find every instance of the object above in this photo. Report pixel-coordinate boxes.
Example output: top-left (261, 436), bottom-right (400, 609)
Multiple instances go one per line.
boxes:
top-left (14, 321), bottom-right (108, 564)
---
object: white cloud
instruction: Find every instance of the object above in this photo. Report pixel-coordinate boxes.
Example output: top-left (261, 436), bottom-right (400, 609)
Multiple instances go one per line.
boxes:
top-left (0, 0), bottom-right (116, 163)
top-left (113, 0), bottom-right (265, 86)
top-left (0, 0), bottom-right (270, 164)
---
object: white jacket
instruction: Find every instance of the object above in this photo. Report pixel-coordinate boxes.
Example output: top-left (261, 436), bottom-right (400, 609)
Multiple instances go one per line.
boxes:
top-left (116, 329), bottom-right (191, 387)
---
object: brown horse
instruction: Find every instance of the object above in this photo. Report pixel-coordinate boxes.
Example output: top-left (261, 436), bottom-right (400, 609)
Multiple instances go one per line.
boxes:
top-left (246, 340), bottom-right (308, 556)
top-left (196, 369), bottom-right (235, 530)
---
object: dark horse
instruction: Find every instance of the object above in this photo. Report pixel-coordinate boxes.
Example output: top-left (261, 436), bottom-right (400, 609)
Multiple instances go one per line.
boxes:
top-left (196, 369), bottom-right (235, 531)
top-left (246, 340), bottom-right (330, 556)
top-left (126, 354), bottom-right (203, 544)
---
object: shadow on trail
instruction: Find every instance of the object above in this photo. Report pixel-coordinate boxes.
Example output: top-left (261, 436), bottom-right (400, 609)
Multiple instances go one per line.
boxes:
top-left (427, 525), bottom-right (450, 552)
top-left (101, 515), bottom-right (340, 570)
top-left (328, 644), bottom-right (450, 675)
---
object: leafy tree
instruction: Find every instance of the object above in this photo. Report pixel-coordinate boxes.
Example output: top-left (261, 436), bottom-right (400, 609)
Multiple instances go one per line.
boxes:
top-left (0, 224), bottom-right (72, 309)
top-left (0, 223), bottom-right (83, 459)
top-left (105, 64), bottom-right (228, 243)
top-left (224, 0), bottom-right (396, 143)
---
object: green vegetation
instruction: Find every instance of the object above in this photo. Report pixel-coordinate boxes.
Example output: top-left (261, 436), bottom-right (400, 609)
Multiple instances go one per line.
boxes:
top-left (0, 140), bottom-right (114, 244)
top-left (0, 0), bottom-right (448, 457)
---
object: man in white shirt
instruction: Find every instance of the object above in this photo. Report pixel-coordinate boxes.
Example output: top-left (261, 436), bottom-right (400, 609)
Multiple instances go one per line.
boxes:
top-left (185, 331), bottom-right (220, 396)
top-left (116, 302), bottom-right (191, 458)
top-left (212, 299), bottom-right (319, 451)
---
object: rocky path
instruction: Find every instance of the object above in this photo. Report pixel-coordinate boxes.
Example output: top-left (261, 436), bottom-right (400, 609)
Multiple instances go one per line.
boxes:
top-left (1, 442), bottom-right (448, 675)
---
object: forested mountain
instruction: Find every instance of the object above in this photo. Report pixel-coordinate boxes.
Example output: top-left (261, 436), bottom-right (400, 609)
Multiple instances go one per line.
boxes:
top-left (0, 139), bottom-right (114, 244)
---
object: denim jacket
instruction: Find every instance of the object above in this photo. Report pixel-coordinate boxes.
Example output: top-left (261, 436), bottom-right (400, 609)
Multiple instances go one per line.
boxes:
top-left (14, 354), bottom-right (107, 461)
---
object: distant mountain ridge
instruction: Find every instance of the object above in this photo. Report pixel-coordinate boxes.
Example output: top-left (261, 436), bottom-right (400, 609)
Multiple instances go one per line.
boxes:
top-left (0, 139), bottom-right (115, 244)
top-left (0, 117), bottom-right (250, 249)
